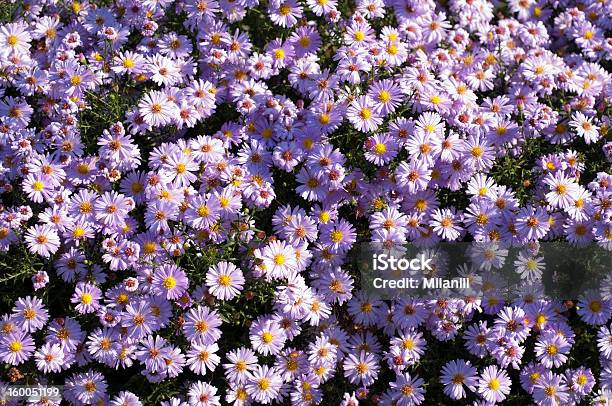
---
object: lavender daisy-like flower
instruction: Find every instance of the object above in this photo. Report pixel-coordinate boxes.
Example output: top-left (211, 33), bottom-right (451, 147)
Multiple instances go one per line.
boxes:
top-left (577, 290), bottom-right (611, 325)
top-left (138, 90), bottom-right (176, 127)
top-left (364, 133), bottom-right (398, 166)
top-left (205, 261), bottom-right (245, 300)
top-left (440, 359), bottom-right (478, 400)
top-left (24, 224), bottom-right (60, 258)
top-left (320, 219), bottom-right (357, 253)
top-left (347, 95), bottom-right (382, 133)
top-left (261, 239), bottom-right (298, 279)
top-left (532, 371), bottom-right (569, 406)
top-left (0, 330), bottom-right (35, 365)
top-left (477, 365), bottom-right (511, 403)
top-left (246, 365), bottom-right (283, 404)
top-left (389, 372), bottom-right (425, 405)
top-left (187, 381), bottom-right (220, 406)
top-left (250, 317), bottom-right (287, 356)
top-left (396, 160), bottom-right (431, 194)
top-left (183, 305), bottom-right (223, 345)
top-left (11, 295), bottom-right (49, 333)
top-left (515, 206), bottom-right (550, 241)
top-left (186, 342), bottom-right (220, 375)
top-left (153, 264), bottom-right (189, 301)
top-left (34, 342), bottom-right (64, 373)
top-left (71, 282), bottom-right (102, 314)
top-left (343, 351), bottom-right (380, 386)
top-left (535, 332), bottom-right (570, 368)
top-left (223, 347), bottom-right (258, 384)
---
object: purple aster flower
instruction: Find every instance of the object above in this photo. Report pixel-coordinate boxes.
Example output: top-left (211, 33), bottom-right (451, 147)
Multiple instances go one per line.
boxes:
top-left (320, 219), bottom-right (356, 253)
top-left (532, 371), bottom-right (569, 406)
top-left (187, 381), bottom-right (220, 406)
top-left (71, 282), bottom-right (102, 314)
top-left (566, 367), bottom-right (595, 400)
top-left (63, 370), bottom-right (108, 405)
top-left (11, 295), bottom-right (49, 333)
top-left (477, 365), bottom-right (511, 403)
top-left (183, 305), bottom-right (223, 345)
top-left (0, 330), bottom-right (35, 365)
top-left (34, 342), bottom-right (64, 373)
top-left (440, 359), bottom-right (478, 400)
top-left (186, 342), bottom-right (220, 375)
top-left (223, 347), bottom-right (258, 384)
top-left (535, 332), bottom-right (570, 368)
top-left (515, 205), bottom-right (551, 241)
top-left (389, 372), bottom-right (425, 405)
top-left (24, 224), bottom-right (60, 258)
top-left (347, 95), bottom-right (382, 132)
top-left (205, 261), bottom-right (245, 300)
top-left (396, 160), bottom-right (431, 194)
top-left (122, 299), bottom-right (158, 339)
top-left (245, 365), bottom-right (283, 404)
top-left (364, 133), bottom-right (398, 166)
top-left (343, 351), bottom-right (380, 386)
top-left (249, 317), bottom-right (287, 356)
top-left (153, 264), bottom-right (189, 301)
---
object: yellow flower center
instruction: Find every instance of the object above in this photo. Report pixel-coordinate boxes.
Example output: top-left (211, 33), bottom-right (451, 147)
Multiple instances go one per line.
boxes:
top-left (471, 146), bottom-right (483, 157)
top-left (163, 276), bottom-right (177, 289)
top-left (279, 4), bottom-right (291, 15)
top-left (589, 300), bottom-right (602, 312)
top-left (330, 230), bottom-right (344, 243)
top-left (359, 108), bottom-right (372, 120)
top-left (258, 378), bottom-right (270, 391)
top-left (70, 76), bottom-right (82, 86)
top-left (378, 90), bottom-right (391, 102)
top-left (319, 211), bottom-right (331, 223)
top-left (73, 227), bottom-right (86, 238)
top-left (273, 254), bottom-right (285, 265)
top-left (218, 274), bottom-right (231, 286)
top-left (374, 143), bottom-right (387, 155)
top-left (273, 49), bottom-right (285, 60)
top-left (9, 341), bottom-right (22, 352)
top-left (32, 181), bottom-right (44, 191)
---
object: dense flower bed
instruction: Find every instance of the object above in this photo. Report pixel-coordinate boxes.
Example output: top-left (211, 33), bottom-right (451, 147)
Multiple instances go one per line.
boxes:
top-left (0, 0), bottom-right (610, 404)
